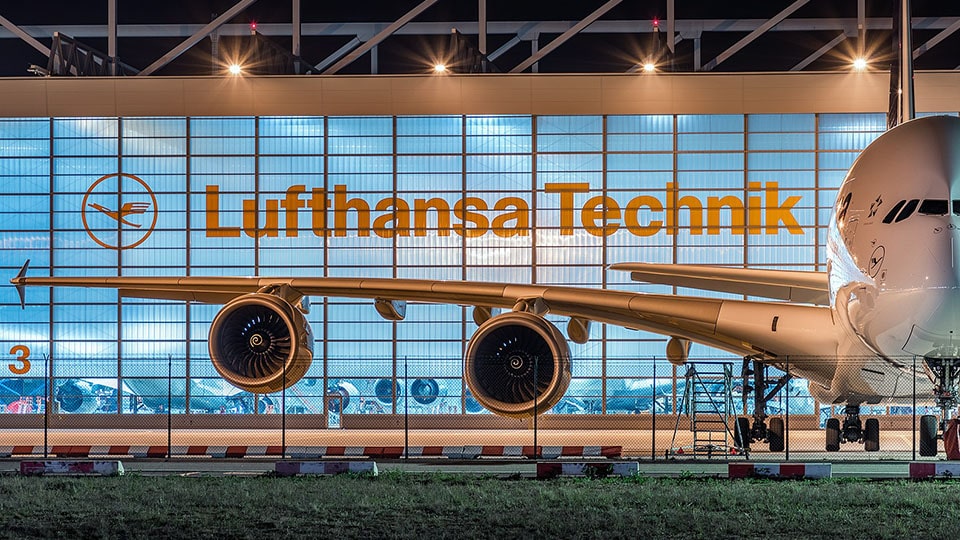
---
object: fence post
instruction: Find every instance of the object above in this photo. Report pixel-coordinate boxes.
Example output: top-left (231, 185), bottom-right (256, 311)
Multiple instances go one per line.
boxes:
top-left (652, 356), bottom-right (657, 461)
top-left (43, 353), bottom-right (50, 458)
top-left (404, 356), bottom-right (409, 459)
top-left (784, 356), bottom-right (790, 461)
top-left (167, 354), bottom-right (172, 459)
top-left (912, 355), bottom-right (917, 461)
top-left (281, 359), bottom-right (287, 459)
top-left (533, 355), bottom-right (538, 459)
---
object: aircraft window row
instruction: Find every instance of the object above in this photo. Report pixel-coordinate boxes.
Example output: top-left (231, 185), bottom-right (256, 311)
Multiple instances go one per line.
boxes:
top-left (881, 199), bottom-right (957, 223)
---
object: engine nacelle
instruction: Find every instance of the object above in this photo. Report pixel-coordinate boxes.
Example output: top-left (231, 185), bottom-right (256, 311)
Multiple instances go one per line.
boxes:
top-left (464, 311), bottom-right (572, 418)
top-left (56, 379), bottom-right (100, 414)
top-left (208, 293), bottom-right (314, 394)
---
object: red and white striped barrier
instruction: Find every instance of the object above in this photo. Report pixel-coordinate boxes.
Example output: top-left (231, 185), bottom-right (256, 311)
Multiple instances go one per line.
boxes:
top-left (275, 461), bottom-right (378, 477)
top-left (728, 463), bottom-right (831, 479)
top-left (537, 462), bottom-right (640, 479)
top-left (0, 445), bottom-right (622, 460)
top-left (909, 462), bottom-right (960, 479)
top-left (20, 460), bottom-right (124, 476)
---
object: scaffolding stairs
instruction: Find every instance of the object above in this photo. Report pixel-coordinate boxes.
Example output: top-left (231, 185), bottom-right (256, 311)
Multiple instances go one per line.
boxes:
top-left (668, 362), bottom-right (747, 459)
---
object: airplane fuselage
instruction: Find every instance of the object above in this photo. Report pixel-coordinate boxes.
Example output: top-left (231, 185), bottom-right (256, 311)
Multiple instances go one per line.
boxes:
top-left (820, 115), bottom-right (960, 404)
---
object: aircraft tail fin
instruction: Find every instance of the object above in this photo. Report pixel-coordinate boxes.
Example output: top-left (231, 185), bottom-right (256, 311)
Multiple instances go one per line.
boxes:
top-left (13, 259), bottom-right (29, 309)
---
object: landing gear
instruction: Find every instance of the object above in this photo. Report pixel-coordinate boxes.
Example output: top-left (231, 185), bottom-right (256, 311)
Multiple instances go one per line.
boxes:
top-left (736, 357), bottom-right (791, 452)
top-left (921, 357), bottom-right (960, 457)
top-left (824, 405), bottom-right (880, 452)
top-left (920, 414), bottom-right (939, 457)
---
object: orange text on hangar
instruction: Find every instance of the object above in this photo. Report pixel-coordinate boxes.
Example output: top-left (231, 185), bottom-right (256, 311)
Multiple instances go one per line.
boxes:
top-left (204, 182), bottom-right (803, 239)
top-left (205, 185), bottom-right (530, 239)
top-left (547, 182), bottom-right (803, 236)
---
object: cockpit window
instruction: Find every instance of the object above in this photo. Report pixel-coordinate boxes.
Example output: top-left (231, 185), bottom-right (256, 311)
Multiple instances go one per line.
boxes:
top-left (894, 199), bottom-right (920, 222)
top-left (919, 199), bottom-right (949, 215)
top-left (882, 200), bottom-right (906, 224)
top-left (953, 200), bottom-right (960, 216)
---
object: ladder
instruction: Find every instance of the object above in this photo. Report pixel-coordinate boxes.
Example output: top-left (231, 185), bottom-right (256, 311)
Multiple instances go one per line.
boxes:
top-left (668, 362), bottom-right (745, 458)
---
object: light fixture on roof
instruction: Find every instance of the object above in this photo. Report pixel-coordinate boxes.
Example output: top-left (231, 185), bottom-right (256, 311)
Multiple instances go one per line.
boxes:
top-left (433, 63), bottom-right (448, 74)
top-left (852, 58), bottom-right (868, 71)
top-left (642, 62), bottom-right (657, 73)
top-left (228, 63), bottom-right (243, 76)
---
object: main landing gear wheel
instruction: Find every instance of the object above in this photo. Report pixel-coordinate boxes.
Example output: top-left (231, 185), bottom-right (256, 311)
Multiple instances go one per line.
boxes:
top-left (864, 418), bottom-right (880, 452)
top-left (825, 418), bottom-right (841, 452)
top-left (734, 416), bottom-right (752, 451)
top-left (768, 417), bottom-right (785, 452)
top-left (920, 414), bottom-right (939, 457)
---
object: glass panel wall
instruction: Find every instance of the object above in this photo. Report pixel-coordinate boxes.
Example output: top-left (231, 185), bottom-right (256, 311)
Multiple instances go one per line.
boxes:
top-left (0, 112), bottom-right (918, 415)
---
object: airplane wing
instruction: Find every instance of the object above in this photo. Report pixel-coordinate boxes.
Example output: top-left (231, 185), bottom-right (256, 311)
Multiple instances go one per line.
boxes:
top-left (11, 261), bottom-right (838, 361)
top-left (609, 262), bottom-right (830, 305)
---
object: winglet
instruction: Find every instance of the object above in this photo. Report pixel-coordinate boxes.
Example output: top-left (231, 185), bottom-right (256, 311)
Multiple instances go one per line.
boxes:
top-left (12, 259), bottom-right (28, 309)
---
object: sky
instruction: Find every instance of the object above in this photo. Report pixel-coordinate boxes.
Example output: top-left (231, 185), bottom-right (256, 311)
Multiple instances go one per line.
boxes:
top-left (0, 1), bottom-right (959, 76)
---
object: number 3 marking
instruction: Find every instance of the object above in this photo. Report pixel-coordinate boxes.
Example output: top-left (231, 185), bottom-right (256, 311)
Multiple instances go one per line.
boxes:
top-left (9, 345), bottom-right (30, 375)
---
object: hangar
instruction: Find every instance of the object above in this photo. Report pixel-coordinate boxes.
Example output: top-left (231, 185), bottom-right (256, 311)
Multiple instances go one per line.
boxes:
top-left (1, 2), bottom-right (960, 437)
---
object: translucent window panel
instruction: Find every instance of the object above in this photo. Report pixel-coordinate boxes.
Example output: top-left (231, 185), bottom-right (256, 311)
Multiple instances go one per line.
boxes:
top-left (328, 116), bottom-right (392, 137)
top-left (676, 153), bottom-right (744, 173)
top-left (466, 172), bottom-right (531, 193)
top-left (330, 155), bottom-right (392, 174)
top-left (537, 153), bottom-right (602, 174)
top-left (606, 115), bottom-right (673, 133)
top-left (466, 154), bottom-right (532, 175)
top-left (818, 113), bottom-right (885, 132)
top-left (465, 265), bottom-right (532, 282)
top-left (537, 115), bottom-right (602, 134)
top-left (259, 136), bottom-right (323, 155)
top-left (395, 340), bottom-right (462, 360)
top-left (258, 116), bottom-right (324, 137)
top-left (747, 133), bottom-right (815, 152)
top-left (328, 136), bottom-right (392, 154)
top-left (607, 133), bottom-right (674, 153)
top-left (395, 362), bottom-right (462, 382)
top-left (818, 131), bottom-right (882, 151)
top-left (747, 114), bottom-right (815, 132)
top-left (53, 118), bottom-right (118, 156)
top-left (535, 264), bottom-right (602, 286)
top-left (677, 114), bottom-right (744, 133)
top-left (326, 356), bottom-right (393, 377)
top-left (0, 118), bottom-right (49, 138)
top-left (0, 157), bottom-right (49, 193)
top-left (466, 135), bottom-right (532, 154)
top-left (395, 115), bottom-right (459, 135)
top-left (259, 156), bottom-right (324, 175)
top-left (466, 115), bottom-right (531, 135)
top-left (0, 195), bottom-right (49, 229)
top-left (191, 156), bottom-right (255, 176)
top-left (396, 136), bottom-right (461, 154)
top-left (397, 173), bottom-right (461, 192)
top-left (0, 137), bottom-right (49, 157)
top-left (678, 133), bottom-right (743, 152)
top-left (397, 155), bottom-right (461, 174)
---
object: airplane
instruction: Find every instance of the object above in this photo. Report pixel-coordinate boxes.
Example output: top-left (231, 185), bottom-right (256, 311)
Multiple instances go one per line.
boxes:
top-left (87, 201), bottom-right (151, 228)
top-left (9, 1), bottom-right (953, 455)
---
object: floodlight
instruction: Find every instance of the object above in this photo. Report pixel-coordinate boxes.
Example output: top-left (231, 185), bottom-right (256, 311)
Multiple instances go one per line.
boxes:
top-left (228, 63), bottom-right (243, 76)
top-left (853, 58), bottom-right (868, 71)
top-left (433, 63), bottom-right (448, 74)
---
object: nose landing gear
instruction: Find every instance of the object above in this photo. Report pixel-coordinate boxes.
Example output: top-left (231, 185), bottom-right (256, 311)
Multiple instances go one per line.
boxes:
top-left (824, 405), bottom-right (880, 452)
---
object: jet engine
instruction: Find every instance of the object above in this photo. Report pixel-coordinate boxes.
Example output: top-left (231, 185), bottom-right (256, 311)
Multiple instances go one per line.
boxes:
top-left (208, 293), bottom-right (314, 394)
top-left (464, 311), bottom-right (571, 418)
top-left (56, 379), bottom-right (99, 414)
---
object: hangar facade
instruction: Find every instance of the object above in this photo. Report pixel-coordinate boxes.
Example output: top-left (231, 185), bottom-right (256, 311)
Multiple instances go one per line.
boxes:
top-left (0, 72), bottom-right (957, 417)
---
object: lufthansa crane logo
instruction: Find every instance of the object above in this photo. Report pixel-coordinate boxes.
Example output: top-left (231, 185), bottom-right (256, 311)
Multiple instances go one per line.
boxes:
top-left (81, 173), bottom-right (158, 250)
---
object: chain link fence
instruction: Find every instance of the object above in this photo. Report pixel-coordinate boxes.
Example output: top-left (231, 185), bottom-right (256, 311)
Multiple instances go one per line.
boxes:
top-left (0, 355), bottom-right (946, 461)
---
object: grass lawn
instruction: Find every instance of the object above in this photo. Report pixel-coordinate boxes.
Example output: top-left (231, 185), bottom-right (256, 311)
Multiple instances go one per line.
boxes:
top-left (1, 472), bottom-right (958, 539)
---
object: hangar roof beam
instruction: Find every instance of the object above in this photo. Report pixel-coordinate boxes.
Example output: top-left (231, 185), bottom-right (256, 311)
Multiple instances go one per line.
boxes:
top-left (790, 32), bottom-right (848, 71)
top-left (913, 17), bottom-right (960, 59)
top-left (510, 0), bottom-right (622, 73)
top-left (703, 0), bottom-right (809, 71)
top-left (322, 0), bottom-right (441, 75)
top-left (138, 0), bottom-right (260, 76)
top-left (0, 14), bottom-right (50, 58)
